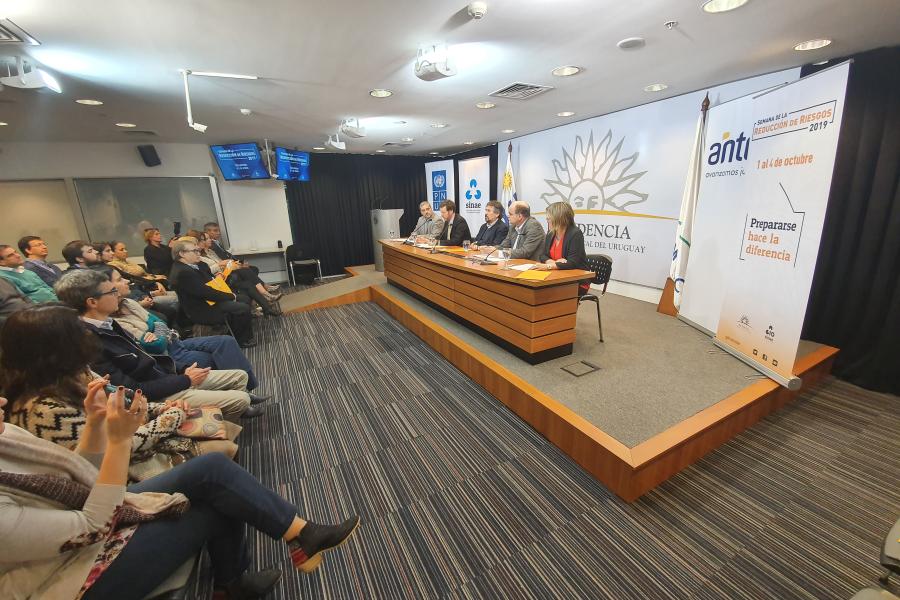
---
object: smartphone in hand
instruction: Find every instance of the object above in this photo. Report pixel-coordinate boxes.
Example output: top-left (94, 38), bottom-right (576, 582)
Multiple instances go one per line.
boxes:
top-left (104, 384), bottom-right (135, 409)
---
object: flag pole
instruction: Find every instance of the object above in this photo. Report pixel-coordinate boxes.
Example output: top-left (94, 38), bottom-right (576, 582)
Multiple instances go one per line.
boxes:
top-left (657, 92), bottom-right (709, 316)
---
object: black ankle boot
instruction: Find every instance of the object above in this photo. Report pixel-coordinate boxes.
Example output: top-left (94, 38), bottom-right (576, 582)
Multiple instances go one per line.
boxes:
top-left (222, 568), bottom-right (282, 599)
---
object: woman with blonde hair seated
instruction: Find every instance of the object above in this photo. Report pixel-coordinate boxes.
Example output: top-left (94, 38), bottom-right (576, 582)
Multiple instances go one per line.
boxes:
top-left (537, 201), bottom-right (591, 296)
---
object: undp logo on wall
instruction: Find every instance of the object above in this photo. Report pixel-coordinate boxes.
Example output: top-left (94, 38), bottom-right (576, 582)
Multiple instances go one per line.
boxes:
top-left (432, 170), bottom-right (447, 209)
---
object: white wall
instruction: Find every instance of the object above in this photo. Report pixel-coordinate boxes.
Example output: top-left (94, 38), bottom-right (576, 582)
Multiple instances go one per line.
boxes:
top-left (0, 142), bottom-right (293, 252)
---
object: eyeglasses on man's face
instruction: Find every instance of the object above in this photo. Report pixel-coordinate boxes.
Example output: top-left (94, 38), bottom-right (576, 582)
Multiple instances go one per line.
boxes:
top-left (93, 288), bottom-right (120, 298)
top-left (182, 248), bottom-right (201, 254)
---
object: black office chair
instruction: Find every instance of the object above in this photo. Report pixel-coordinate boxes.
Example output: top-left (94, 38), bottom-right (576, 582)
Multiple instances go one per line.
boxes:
top-left (285, 244), bottom-right (322, 287)
top-left (172, 287), bottom-right (236, 340)
top-left (579, 254), bottom-right (613, 342)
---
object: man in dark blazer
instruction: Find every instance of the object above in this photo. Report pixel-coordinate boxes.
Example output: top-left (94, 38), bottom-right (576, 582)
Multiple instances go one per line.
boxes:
top-left (169, 239), bottom-right (255, 348)
top-left (471, 201), bottom-right (509, 249)
top-left (437, 200), bottom-right (471, 246)
top-left (497, 201), bottom-right (545, 261)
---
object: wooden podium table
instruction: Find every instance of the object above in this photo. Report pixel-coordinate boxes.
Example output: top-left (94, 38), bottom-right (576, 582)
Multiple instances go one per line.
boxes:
top-left (379, 240), bottom-right (595, 363)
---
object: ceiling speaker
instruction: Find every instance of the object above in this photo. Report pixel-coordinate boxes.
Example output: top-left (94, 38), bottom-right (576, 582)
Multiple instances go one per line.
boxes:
top-left (137, 144), bottom-right (161, 167)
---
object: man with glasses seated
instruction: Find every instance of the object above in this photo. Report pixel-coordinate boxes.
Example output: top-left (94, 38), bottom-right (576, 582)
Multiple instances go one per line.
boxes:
top-left (169, 239), bottom-right (255, 349)
top-left (0, 245), bottom-right (58, 303)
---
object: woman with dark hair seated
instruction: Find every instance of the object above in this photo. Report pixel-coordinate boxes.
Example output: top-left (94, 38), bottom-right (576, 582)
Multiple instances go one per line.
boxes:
top-left (196, 232), bottom-right (282, 315)
top-left (1, 304), bottom-right (241, 481)
top-left (0, 312), bottom-right (359, 600)
top-left (536, 201), bottom-right (591, 296)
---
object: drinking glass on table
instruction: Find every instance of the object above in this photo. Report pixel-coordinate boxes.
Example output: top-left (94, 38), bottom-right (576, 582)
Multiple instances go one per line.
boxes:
top-left (462, 240), bottom-right (471, 252)
top-left (497, 248), bottom-right (511, 270)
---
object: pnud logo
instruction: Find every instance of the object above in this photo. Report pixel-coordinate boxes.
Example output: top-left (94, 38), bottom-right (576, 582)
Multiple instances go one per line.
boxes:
top-left (707, 131), bottom-right (749, 166)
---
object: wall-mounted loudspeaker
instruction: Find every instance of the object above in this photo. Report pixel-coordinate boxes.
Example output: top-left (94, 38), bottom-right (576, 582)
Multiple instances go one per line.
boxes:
top-left (137, 144), bottom-right (161, 167)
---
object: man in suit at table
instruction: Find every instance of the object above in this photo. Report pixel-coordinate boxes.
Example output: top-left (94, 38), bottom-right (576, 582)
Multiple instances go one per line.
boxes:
top-left (436, 200), bottom-right (471, 247)
top-left (492, 201), bottom-right (545, 261)
top-left (410, 201), bottom-right (444, 237)
top-left (470, 201), bottom-right (509, 250)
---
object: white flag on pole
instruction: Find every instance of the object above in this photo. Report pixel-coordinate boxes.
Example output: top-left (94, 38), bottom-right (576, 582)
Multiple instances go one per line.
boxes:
top-left (501, 143), bottom-right (517, 222)
top-left (669, 104), bottom-right (708, 309)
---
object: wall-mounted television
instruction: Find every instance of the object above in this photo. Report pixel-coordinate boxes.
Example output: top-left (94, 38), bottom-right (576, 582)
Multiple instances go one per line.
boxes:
top-left (274, 147), bottom-right (310, 181)
top-left (210, 143), bottom-right (270, 180)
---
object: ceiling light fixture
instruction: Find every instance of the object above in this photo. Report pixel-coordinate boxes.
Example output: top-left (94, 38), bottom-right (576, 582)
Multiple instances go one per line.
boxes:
top-left (115, 123), bottom-right (137, 128)
top-left (415, 42), bottom-right (457, 81)
top-left (312, 146), bottom-right (325, 150)
top-left (501, 129), bottom-right (516, 134)
top-left (429, 152), bottom-right (440, 155)
top-left (75, 99), bottom-right (103, 106)
top-left (794, 39), bottom-right (832, 51)
top-left (812, 60), bottom-right (830, 66)
top-left (701, 0), bottom-right (750, 13)
top-left (340, 118), bottom-right (367, 138)
top-left (616, 37), bottom-right (645, 50)
top-left (552, 65), bottom-right (582, 76)
top-left (375, 149), bottom-right (386, 153)
top-left (476, 101), bottom-right (495, 109)
top-left (187, 71), bottom-right (258, 80)
top-left (463, 141), bottom-right (475, 145)
top-left (401, 137), bottom-right (414, 142)
top-left (644, 83), bottom-right (668, 92)
top-left (430, 123), bottom-right (448, 128)
top-left (556, 111), bottom-right (575, 117)
top-left (369, 88), bottom-right (392, 98)
top-left (0, 122), bottom-right (8, 126)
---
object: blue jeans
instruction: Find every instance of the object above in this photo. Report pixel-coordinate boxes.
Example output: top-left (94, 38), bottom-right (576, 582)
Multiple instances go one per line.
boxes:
top-left (169, 335), bottom-right (258, 390)
top-left (82, 454), bottom-right (297, 600)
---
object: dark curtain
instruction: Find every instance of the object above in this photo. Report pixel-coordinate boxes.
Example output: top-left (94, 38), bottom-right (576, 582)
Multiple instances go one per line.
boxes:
top-left (285, 154), bottom-right (427, 276)
top-left (801, 46), bottom-right (900, 395)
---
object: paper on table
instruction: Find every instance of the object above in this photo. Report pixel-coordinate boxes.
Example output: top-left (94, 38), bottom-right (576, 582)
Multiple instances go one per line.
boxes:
top-left (516, 270), bottom-right (551, 281)
top-left (509, 263), bottom-right (537, 271)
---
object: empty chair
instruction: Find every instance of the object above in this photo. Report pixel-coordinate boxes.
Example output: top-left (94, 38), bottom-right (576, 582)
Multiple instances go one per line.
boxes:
top-left (285, 244), bottom-right (322, 286)
top-left (579, 254), bottom-right (612, 342)
top-left (881, 517), bottom-right (900, 585)
top-left (850, 587), bottom-right (900, 600)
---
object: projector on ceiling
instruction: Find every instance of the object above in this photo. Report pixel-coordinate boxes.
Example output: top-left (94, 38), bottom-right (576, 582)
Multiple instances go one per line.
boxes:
top-left (340, 119), bottom-right (366, 138)
top-left (324, 134), bottom-right (346, 151)
top-left (415, 43), bottom-right (457, 82)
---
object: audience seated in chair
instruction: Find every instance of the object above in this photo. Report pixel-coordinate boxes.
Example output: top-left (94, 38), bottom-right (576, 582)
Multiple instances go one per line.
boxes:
top-left (62, 240), bottom-right (103, 272)
top-left (0, 305), bottom-right (240, 481)
top-left (18, 235), bottom-right (64, 286)
top-left (96, 240), bottom-right (179, 319)
top-left (203, 222), bottom-right (274, 291)
top-left (0, 245), bottom-right (58, 303)
top-left (0, 277), bottom-right (31, 330)
top-left (168, 239), bottom-right (257, 348)
top-left (94, 265), bottom-right (263, 391)
top-left (54, 269), bottom-right (263, 421)
top-left (196, 231), bottom-right (281, 316)
top-left (143, 227), bottom-right (175, 277)
top-left (0, 393), bottom-right (359, 599)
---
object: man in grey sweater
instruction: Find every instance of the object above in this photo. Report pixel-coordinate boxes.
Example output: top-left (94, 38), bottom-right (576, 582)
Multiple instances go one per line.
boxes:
top-left (496, 201), bottom-right (545, 261)
top-left (409, 201), bottom-right (444, 237)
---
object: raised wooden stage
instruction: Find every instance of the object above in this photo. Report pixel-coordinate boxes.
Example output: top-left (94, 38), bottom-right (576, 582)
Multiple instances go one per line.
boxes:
top-left (286, 264), bottom-right (838, 502)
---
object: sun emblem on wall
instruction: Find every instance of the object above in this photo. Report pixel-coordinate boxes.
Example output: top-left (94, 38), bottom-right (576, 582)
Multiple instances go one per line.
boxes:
top-left (541, 130), bottom-right (649, 211)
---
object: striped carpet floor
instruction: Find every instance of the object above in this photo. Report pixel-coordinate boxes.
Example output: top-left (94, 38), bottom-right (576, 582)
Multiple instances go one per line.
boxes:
top-left (225, 302), bottom-right (900, 599)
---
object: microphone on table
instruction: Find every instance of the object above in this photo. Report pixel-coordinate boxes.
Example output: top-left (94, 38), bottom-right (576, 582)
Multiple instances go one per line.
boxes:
top-left (479, 247), bottom-right (499, 265)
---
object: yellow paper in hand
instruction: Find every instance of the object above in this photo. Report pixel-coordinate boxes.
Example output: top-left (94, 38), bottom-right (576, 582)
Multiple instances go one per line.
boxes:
top-left (205, 276), bottom-right (234, 305)
top-left (516, 269), bottom-right (551, 281)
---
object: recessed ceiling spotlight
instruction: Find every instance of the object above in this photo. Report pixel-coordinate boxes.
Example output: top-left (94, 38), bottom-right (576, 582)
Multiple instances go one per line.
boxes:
top-left (393, 120), bottom-right (407, 124)
top-left (812, 60), bottom-right (830, 66)
top-left (551, 65), bottom-right (582, 77)
top-left (369, 88), bottom-right (393, 98)
top-left (429, 152), bottom-right (440, 155)
top-left (643, 83), bottom-right (668, 92)
top-left (312, 146), bottom-right (325, 150)
top-left (794, 39), bottom-right (832, 51)
top-left (701, 0), bottom-right (750, 13)
top-left (75, 99), bottom-right (103, 106)
top-left (556, 111), bottom-right (575, 117)
top-left (115, 122), bottom-right (137, 128)
top-left (476, 101), bottom-right (496, 109)
top-left (616, 37), bottom-right (645, 50)
top-left (401, 137), bottom-right (414, 142)
top-left (501, 129), bottom-right (516, 134)
top-left (376, 149), bottom-right (386, 153)
top-left (430, 123), bottom-right (448, 128)
top-left (0, 122), bottom-right (7, 126)
top-left (463, 141), bottom-right (475, 145)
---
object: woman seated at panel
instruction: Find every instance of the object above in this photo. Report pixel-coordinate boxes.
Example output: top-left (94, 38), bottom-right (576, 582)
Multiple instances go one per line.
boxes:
top-left (0, 386), bottom-right (359, 600)
top-left (536, 201), bottom-right (591, 296)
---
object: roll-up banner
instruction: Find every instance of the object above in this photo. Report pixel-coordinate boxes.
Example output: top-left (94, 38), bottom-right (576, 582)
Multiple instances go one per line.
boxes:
top-left (457, 156), bottom-right (490, 225)
top-left (714, 62), bottom-right (850, 388)
top-left (425, 160), bottom-right (455, 211)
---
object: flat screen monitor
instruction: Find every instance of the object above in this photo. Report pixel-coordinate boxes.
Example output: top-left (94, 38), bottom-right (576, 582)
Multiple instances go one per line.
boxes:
top-left (274, 147), bottom-right (310, 181)
top-left (210, 143), bottom-right (270, 180)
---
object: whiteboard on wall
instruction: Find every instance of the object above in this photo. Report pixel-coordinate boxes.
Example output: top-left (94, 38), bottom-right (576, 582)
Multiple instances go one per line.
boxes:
top-left (216, 179), bottom-right (293, 252)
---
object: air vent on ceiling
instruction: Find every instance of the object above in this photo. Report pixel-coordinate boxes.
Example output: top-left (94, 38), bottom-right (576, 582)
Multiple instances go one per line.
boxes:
top-left (382, 141), bottom-right (413, 147)
top-left (121, 130), bottom-right (159, 137)
top-left (490, 82), bottom-right (553, 100)
top-left (0, 20), bottom-right (40, 45)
